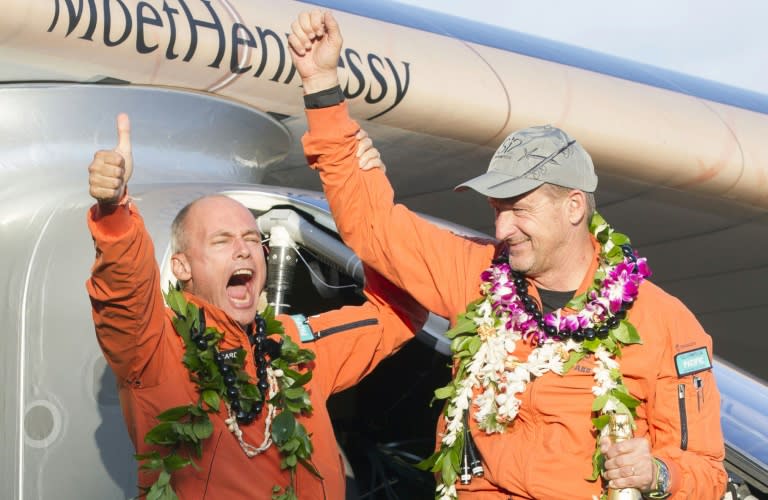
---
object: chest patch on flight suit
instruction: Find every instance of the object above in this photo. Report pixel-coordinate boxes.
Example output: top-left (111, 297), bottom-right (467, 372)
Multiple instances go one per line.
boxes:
top-left (219, 347), bottom-right (243, 362)
top-left (674, 347), bottom-right (712, 377)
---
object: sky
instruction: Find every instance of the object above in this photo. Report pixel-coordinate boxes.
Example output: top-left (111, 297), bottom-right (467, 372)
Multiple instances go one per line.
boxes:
top-left (396, 0), bottom-right (768, 96)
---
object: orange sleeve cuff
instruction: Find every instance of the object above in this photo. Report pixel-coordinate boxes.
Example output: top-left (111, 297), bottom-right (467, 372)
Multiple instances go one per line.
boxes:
top-left (88, 193), bottom-right (134, 239)
top-left (665, 459), bottom-right (682, 497)
top-left (302, 102), bottom-right (360, 170)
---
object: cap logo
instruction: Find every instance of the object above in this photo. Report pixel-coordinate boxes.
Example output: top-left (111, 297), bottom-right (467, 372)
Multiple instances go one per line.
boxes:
top-left (518, 147), bottom-right (556, 180)
top-left (494, 136), bottom-right (523, 157)
top-left (488, 140), bottom-right (576, 190)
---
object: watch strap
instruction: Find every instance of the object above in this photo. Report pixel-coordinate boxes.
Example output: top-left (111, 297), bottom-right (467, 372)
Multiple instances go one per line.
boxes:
top-left (304, 85), bottom-right (345, 109)
top-left (644, 457), bottom-right (671, 499)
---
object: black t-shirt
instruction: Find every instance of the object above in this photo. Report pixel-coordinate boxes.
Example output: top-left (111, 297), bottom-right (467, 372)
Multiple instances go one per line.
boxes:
top-left (537, 288), bottom-right (576, 314)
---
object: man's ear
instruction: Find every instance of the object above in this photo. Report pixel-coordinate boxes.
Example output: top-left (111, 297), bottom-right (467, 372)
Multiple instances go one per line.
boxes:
top-left (171, 252), bottom-right (192, 283)
top-left (566, 190), bottom-right (587, 226)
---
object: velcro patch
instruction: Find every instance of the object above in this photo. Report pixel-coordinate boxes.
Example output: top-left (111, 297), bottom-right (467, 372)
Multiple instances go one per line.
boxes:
top-left (290, 314), bottom-right (315, 343)
top-left (219, 347), bottom-right (243, 362)
top-left (674, 347), bottom-right (712, 377)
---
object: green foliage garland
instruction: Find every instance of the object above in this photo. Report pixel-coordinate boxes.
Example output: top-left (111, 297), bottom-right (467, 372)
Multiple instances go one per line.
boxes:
top-left (135, 286), bottom-right (318, 500)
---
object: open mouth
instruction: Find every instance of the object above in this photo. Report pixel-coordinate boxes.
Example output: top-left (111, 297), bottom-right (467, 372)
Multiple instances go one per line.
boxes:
top-left (226, 269), bottom-right (254, 304)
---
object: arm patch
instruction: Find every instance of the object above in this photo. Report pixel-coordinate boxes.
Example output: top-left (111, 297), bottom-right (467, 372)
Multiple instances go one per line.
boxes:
top-left (674, 347), bottom-right (712, 377)
top-left (290, 314), bottom-right (316, 343)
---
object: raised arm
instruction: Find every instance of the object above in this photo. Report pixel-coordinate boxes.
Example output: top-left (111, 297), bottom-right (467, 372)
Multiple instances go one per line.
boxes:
top-left (288, 10), bottom-right (496, 321)
top-left (86, 114), bottom-right (168, 384)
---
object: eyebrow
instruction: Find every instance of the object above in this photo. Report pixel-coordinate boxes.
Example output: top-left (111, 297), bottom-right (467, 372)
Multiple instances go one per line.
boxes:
top-left (209, 229), bottom-right (261, 239)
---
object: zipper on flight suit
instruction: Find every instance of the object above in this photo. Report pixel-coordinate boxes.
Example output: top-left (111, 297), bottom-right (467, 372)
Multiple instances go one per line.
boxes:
top-left (693, 375), bottom-right (704, 412)
top-left (677, 383), bottom-right (688, 450)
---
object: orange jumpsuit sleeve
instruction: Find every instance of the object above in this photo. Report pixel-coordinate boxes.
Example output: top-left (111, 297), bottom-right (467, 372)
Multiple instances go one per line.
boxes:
top-left (648, 296), bottom-right (727, 498)
top-left (85, 201), bottom-right (168, 386)
top-left (302, 102), bottom-right (495, 323)
top-left (296, 267), bottom-right (428, 395)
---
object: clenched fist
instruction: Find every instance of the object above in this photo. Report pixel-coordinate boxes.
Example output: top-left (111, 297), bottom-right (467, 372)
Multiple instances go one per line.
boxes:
top-left (88, 113), bottom-right (133, 204)
top-left (287, 10), bottom-right (343, 94)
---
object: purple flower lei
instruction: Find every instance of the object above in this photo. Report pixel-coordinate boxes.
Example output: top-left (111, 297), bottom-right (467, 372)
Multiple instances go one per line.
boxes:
top-left (481, 244), bottom-right (652, 347)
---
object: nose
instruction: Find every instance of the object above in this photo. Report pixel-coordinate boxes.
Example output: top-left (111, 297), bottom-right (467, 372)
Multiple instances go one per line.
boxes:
top-left (233, 237), bottom-right (251, 259)
top-left (494, 210), bottom-right (518, 241)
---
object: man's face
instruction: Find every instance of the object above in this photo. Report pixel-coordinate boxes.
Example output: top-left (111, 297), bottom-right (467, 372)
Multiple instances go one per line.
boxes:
top-left (177, 196), bottom-right (267, 326)
top-left (490, 186), bottom-right (572, 279)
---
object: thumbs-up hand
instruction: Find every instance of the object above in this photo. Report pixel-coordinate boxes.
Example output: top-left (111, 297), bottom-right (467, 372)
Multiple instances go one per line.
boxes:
top-left (88, 113), bottom-right (133, 204)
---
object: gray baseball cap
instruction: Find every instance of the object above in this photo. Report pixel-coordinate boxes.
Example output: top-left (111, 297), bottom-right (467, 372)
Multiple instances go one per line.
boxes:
top-left (455, 125), bottom-right (598, 198)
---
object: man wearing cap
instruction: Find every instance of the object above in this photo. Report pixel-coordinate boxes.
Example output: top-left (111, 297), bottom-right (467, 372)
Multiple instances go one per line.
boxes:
top-left (288, 10), bottom-right (726, 500)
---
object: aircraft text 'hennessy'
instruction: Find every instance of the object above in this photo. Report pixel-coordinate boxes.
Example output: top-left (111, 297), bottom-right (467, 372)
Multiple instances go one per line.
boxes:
top-left (48, 0), bottom-right (411, 119)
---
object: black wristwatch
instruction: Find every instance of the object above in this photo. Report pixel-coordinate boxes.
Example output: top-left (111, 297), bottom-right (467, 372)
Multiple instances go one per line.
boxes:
top-left (643, 457), bottom-right (671, 499)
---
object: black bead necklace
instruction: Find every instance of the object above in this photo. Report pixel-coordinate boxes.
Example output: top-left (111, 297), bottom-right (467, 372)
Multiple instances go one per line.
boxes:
top-left (190, 308), bottom-right (282, 425)
top-left (504, 243), bottom-right (638, 345)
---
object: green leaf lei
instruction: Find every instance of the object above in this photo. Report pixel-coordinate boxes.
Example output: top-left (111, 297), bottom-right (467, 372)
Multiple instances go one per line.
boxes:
top-left (418, 213), bottom-right (647, 500)
top-left (135, 286), bottom-right (318, 500)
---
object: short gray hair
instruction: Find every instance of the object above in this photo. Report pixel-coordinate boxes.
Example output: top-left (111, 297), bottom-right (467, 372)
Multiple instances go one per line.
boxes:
top-left (543, 184), bottom-right (596, 224)
top-left (170, 197), bottom-right (203, 254)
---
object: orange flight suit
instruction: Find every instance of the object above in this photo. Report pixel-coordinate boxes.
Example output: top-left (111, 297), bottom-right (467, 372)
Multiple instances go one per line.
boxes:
top-left (86, 199), bottom-right (422, 499)
top-left (302, 102), bottom-right (727, 499)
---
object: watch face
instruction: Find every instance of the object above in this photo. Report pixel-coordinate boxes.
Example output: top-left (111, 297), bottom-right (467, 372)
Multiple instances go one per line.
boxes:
top-left (660, 463), bottom-right (670, 489)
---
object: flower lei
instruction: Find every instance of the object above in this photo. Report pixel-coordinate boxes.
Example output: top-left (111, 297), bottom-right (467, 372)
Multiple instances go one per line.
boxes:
top-left (135, 286), bottom-right (318, 500)
top-left (418, 213), bottom-right (651, 500)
